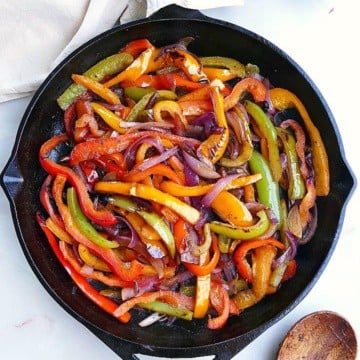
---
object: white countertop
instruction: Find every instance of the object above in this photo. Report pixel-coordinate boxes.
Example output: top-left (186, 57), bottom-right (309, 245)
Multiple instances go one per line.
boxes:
top-left (1, 1), bottom-right (359, 359)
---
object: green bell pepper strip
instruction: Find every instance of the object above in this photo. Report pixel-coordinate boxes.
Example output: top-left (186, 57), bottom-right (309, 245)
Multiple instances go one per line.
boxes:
top-left (57, 53), bottom-right (133, 110)
top-left (277, 127), bottom-right (306, 200)
top-left (139, 300), bottom-right (193, 321)
top-left (109, 195), bottom-right (176, 258)
top-left (248, 150), bottom-right (282, 228)
top-left (124, 87), bottom-right (178, 102)
top-left (200, 56), bottom-right (246, 78)
top-left (126, 92), bottom-right (155, 122)
top-left (67, 187), bottom-right (119, 248)
top-left (209, 210), bottom-right (269, 240)
top-left (244, 100), bottom-right (282, 182)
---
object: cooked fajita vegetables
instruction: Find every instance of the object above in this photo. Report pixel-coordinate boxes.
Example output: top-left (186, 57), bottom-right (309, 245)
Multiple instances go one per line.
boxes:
top-left (36, 37), bottom-right (329, 330)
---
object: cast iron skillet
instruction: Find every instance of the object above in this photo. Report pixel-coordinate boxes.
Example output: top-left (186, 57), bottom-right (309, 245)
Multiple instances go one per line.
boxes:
top-left (0, 5), bottom-right (356, 360)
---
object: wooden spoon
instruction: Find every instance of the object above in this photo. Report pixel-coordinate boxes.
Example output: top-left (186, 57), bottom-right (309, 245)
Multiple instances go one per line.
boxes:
top-left (277, 311), bottom-right (357, 360)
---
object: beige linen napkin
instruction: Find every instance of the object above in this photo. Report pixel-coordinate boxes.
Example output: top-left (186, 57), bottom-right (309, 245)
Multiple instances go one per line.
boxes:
top-left (0, 0), bottom-right (243, 102)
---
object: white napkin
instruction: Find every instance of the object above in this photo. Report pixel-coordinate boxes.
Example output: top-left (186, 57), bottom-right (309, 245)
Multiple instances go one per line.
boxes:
top-left (0, 0), bottom-right (243, 103)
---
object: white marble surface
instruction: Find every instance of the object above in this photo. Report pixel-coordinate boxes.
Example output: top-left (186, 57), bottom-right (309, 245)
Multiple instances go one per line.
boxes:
top-left (1, 1), bottom-right (359, 359)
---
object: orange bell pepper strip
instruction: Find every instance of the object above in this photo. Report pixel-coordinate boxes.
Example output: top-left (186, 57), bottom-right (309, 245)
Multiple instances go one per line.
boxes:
top-left (36, 213), bottom-right (131, 323)
top-left (197, 86), bottom-right (229, 164)
top-left (224, 77), bottom-right (267, 111)
top-left (45, 217), bottom-right (73, 245)
top-left (123, 164), bottom-right (185, 185)
top-left (71, 74), bottom-right (120, 105)
top-left (203, 67), bottom-right (237, 82)
top-left (207, 282), bottom-right (231, 330)
top-left (251, 245), bottom-right (277, 299)
top-left (104, 46), bottom-right (156, 88)
top-left (39, 134), bottom-right (117, 226)
top-left (299, 178), bottom-right (317, 229)
top-left (94, 181), bottom-right (200, 225)
top-left (281, 259), bottom-right (297, 282)
top-left (232, 289), bottom-right (258, 310)
top-left (233, 238), bottom-right (285, 283)
top-left (153, 100), bottom-right (188, 129)
top-left (179, 99), bottom-right (213, 116)
top-left (269, 87), bottom-right (330, 196)
top-left (113, 290), bottom-right (194, 317)
top-left (211, 191), bottom-right (254, 227)
top-left (159, 173), bottom-right (262, 197)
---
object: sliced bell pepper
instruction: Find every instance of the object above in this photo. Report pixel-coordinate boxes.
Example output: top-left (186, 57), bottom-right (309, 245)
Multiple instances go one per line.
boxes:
top-left (299, 178), bottom-right (317, 229)
top-left (36, 213), bottom-right (131, 323)
top-left (233, 237), bottom-right (285, 283)
top-left (45, 217), bottom-right (73, 245)
top-left (39, 134), bottom-right (117, 226)
top-left (95, 181), bottom-right (200, 225)
top-left (200, 56), bottom-right (246, 79)
top-left (139, 300), bottom-right (193, 321)
top-left (57, 52), bottom-right (133, 110)
top-left (269, 87), bottom-right (330, 196)
top-left (248, 150), bottom-right (282, 228)
top-left (72, 74), bottom-right (121, 105)
top-left (153, 100), bottom-right (188, 129)
top-left (159, 173), bottom-right (261, 197)
top-left (78, 243), bottom-right (111, 272)
top-left (67, 187), bottom-right (119, 248)
top-left (52, 175), bottom-right (143, 282)
top-left (104, 46), bottom-right (157, 88)
top-left (211, 191), bottom-right (253, 227)
top-left (224, 77), bottom-right (266, 111)
top-left (121, 38), bottom-right (153, 58)
top-left (197, 86), bottom-right (229, 164)
top-left (126, 92), bottom-right (155, 122)
top-left (90, 102), bottom-right (127, 134)
top-left (207, 281), bottom-right (231, 330)
top-left (277, 127), bottom-right (306, 200)
top-left (232, 289), bottom-right (258, 310)
top-left (245, 100), bottom-right (282, 182)
top-left (209, 210), bottom-right (270, 240)
top-left (124, 87), bottom-right (177, 102)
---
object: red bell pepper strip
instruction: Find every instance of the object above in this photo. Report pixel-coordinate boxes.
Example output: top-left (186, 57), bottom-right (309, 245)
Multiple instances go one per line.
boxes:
top-left (52, 175), bottom-right (144, 282)
top-left (63, 103), bottom-right (76, 138)
top-left (36, 213), bottom-right (131, 323)
top-left (233, 238), bottom-right (285, 283)
top-left (207, 282), bottom-right (230, 330)
top-left (224, 77), bottom-right (267, 111)
top-left (39, 134), bottom-right (117, 226)
top-left (282, 259), bottom-right (297, 282)
top-left (121, 38), bottom-right (153, 58)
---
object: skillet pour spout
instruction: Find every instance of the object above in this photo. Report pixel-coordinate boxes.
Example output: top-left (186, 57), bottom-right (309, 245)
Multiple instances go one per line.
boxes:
top-left (0, 4), bottom-right (356, 360)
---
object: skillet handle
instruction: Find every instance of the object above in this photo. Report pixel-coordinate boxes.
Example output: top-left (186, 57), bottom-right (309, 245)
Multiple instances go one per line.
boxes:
top-left (0, 156), bottom-right (23, 203)
top-left (147, 4), bottom-right (209, 21)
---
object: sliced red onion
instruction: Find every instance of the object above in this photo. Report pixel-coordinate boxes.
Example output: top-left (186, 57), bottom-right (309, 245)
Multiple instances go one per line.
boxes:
top-left (299, 203), bottom-right (318, 244)
top-left (155, 37), bottom-right (194, 60)
top-left (272, 230), bottom-right (299, 269)
top-left (80, 264), bottom-right (94, 276)
top-left (127, 122), bottom-right (174, 133)
top-left (73, 164), bottom-right (92, 192)
top-left (263, 78), bottom-right (276, 115)
top-left (257, 208), bottom-right (279, 239)
top-left (134, 146), bottom-right (179, 172)
top-left (184, 162), bottom-right (200, 186)
top-left (201, 173), bottom-right (241, 208)
top-left (182, 150), bottom-right (220, 179)
top-left (159, 270), bottom-right (194, 289)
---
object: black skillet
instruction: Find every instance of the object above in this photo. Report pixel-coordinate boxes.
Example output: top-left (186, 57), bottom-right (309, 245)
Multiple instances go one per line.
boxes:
top-left (0, 4), bottom-right (356, 360)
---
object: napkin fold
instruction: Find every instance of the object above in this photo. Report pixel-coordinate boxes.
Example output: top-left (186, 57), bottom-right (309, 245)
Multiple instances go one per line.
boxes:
top-left (0, 0), bottom-right (243, 103)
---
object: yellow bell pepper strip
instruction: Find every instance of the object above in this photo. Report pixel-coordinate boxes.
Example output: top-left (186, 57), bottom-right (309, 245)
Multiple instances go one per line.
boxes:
top-left (39, 134), bottom-right (117, 226)
top-left (159, 173), bottom-right (262, 197)
top-left (299, 178), bottom-right (317, 230)
top-left (277, 127), bottom-right (306, 200)
top-left (269, 87), bottom-right (330, 196)
top-left (72, 74), bottom-right (121, 105)
top-left (90, 102), bottom-right (127, 134)
top-left (251, 245), bottom-right (277, 299)
top-left (209, 210), bottom-right (270, 240)
top-left (202, 68), bottom-right (237, 82)
top-left (67, 187), bottom-right (119, 248)
top-left (104, 46), bottom-right (156, 88)
top-left (95, 181), bottom-right (200, 225)
top-left (197, 86), bottom-right (229, 164)
top-left (233, 238), bottom-right (285, 283)
top-left (57, 52), bottom-right (133, 110)
top-left (139, 300), bottom-right (193, 321)
top-left (52, 175), bottom-right (144, 282)
top-left (211, 191), bottom-right (254, 227)
top-left (201, 56), bottom-right (246, 79)
top-left (207, 281), bottom-right (231, 330)
top-left (78, 243), bottom-right (111, 272)
top-left (109, 195), bottom-right (175, 258)
top-left (45, 217), bottom-right (73, 245)
top-left (248, 150), bottom-right (282, 228)
top-left (36, 214), bottom-right (132, 323)
top-left (232, 289), bottom-right (257, 310)
top-left (113, 290), bottom-right (194, 317)
top-left (244, 100), bottom-right (282, 182)
top-left (219, 106), bottom-right (254, 167)
top-left (224, 77), bottom-right (267, 111)
top-left (153, 100), bottom-right (188, 129)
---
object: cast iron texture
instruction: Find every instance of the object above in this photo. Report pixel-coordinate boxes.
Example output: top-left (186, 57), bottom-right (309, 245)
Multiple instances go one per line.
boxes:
top-left (0, 4), bottom-right (356, 360)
